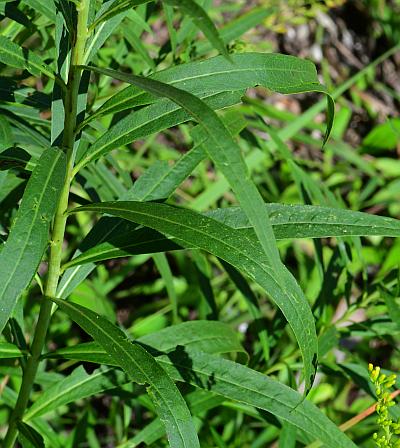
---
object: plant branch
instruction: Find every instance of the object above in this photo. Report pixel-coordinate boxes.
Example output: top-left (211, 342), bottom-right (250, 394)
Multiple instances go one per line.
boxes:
top-left (3, 1), bottom-right (90, 446)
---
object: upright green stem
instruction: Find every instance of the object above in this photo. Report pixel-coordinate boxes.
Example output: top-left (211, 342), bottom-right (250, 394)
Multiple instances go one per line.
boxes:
top-left (3, 2), bottom-right (90, 446)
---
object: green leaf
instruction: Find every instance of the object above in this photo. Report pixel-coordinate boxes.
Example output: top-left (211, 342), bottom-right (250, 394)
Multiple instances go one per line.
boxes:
top-left (84, 8), bottom-right (128, 64)
top-left (153, 252), bottom-right (179, 323)
top-left (81, 53), bottom-right (331, 131)
top-left (22, 0), bottom-right (56, 22)
top-left (24, 366), bottom-right (126, 421)
top-left (49, 297), bottom-right (200, 448)
top-left (0, 147), bottom-right (66, 333)
top-left (17, 421), bottom-right (45, 448)
top-left (206, 203), bottom-right (400, 238)
top-left (163, 0), bottom-right (229, 58)
top-left (43, 342), bottom-right (357, 448)
top-left (0, 116), bottom-right (13, 152)
top-left (157, 348), bottom-right (356, 448)
top-left (0, 341), bottom-right (26, 358)
top-left (0, 36), bottom-right (55, 79)
top-left (45, 320), bottom-right (247, 364)
top-left (279, 422), bottom-right (297, 448)
top-left (362, 118), bottom-right (400, 153)
top-left (90, 0), bottom-right (152, 30)
top-left (195, 7), bottom-right (276, 54)
top-left (70, 200), bottom-right (318, 393)
top-left (121, 390), bottom-right (225, 447)
top-left (75, 90), bottom-right (242, 171)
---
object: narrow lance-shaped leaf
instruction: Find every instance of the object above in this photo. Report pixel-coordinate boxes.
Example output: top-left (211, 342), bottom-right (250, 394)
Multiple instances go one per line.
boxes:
top-left (41, 338), bottom-right (357, 448)
top-left (81, 53), bottom-right (333, 132)
top-left (0, 36), bottom-right (55, 80)
top-left (29, 320), bottom-right (245, 420)
top-left (44, 320), bottom-right (246, 366)
top-left (158, 348), bottom-right (357, 448)
top-left (0, 147), bottom-right (66, 333)
top-left (63, 203), bottom-right (400, 269)
top-left (24, 366), bottom-right (127, 421)
top-left (78, 66), bottom-right (321, 392)
top-left (49, 298), bottom-right (200, 448)
top-left (71, 200), bottom-right (318, 393)
top-left (74, 90), bottom-right (242, 172)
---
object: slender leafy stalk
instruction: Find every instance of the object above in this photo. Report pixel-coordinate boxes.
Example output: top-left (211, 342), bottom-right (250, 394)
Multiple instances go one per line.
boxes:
top-left (2, 1), bottom-right (91, 445)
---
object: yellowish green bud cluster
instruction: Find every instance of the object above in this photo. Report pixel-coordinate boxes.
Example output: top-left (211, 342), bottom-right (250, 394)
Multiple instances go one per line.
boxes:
top-left (369, 364), bottom-right (400, 447)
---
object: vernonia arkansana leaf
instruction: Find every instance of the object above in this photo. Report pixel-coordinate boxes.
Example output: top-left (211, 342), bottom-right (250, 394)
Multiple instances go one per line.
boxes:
top-left (78, 53), bottom-right (333, 142)
top-left (70, 199), bottom-right (318, 394)
top-left (0, 147), bottom-right (66, 333)
top-left (0, 36), bottom-right (55, 80)
top-left (63, 203), bottom-right (400, 268)
top-left (49, 297), bottom-right (200, 448)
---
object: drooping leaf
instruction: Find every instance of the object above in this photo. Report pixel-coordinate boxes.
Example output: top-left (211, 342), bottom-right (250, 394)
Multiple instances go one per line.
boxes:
top-left (0, 147), bottom-right (66, 333)
top-left (58, 112), bottom-right (245, 297)
top-left (0, 36), bottom-right (55, 79)
top-left (81, 53), bottom-right (332, 132)
top-left (49, 298), bottom-right (200, 448)
top-left (158, 348), bottom-right (357, 448)
top-left (70, 200), bottom-right (318, 393)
